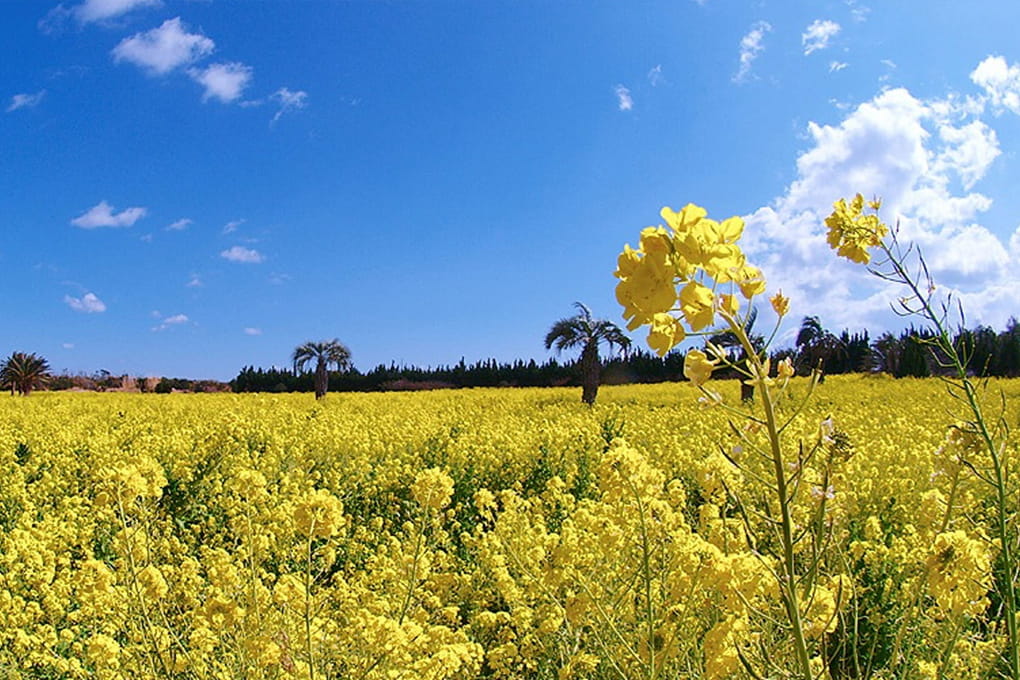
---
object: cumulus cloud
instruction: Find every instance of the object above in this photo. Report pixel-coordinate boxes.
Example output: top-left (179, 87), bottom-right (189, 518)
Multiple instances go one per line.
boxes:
top-left (71, 200), bottom-right (147, 228)
top-left (970, 55), bottom-right (1020, 115)
top-left (614, 84), bottom-right (633, 111)
top-left (270, 87), bottom-right (308, 124)
top-left (6, 90), bottom-right (46, 113)
top-left (221, 245), bottom-right (264, 263)
top-left (243, 327), bottom-right (262, 336)
top-left (112, 18), bottom-right (214, 76)
top-left (734, 21), bottom-right (771, 83)
top-left (742, 75), bottom-right (1017, 336)
top-left (64, 292), bottom-right (106, 313)
top-left (185, 274), bottom-right (202, 287)
top-left (167, 218), bottom-right (192, 231)
top-left (802, 19), bottom-right (840, 55)
top-left (189, 62), bottom-right (253, 103)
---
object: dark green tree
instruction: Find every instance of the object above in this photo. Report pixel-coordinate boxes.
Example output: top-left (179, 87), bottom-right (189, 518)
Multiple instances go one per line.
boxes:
top-left (1, 352), bottom-right (51, 396)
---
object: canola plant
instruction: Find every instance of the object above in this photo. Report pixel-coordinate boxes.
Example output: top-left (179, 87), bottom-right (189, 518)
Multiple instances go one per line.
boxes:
top-left (0, 377), bottom-right (1017, 679)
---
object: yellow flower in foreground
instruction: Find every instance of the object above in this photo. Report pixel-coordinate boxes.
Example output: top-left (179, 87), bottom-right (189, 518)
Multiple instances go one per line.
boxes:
top-left (615, 245), bottom-right (677, 331)
top-left (679, 281), bottom-right (715, 331)
top-left (684, 349), bottom-right (717, 386)
top-left (647, 313), bottom-right (686, 357)
top-left (734, 265), bottom-right (766, 299)
top-left (718, 293), bottom-right (740, 316)
top-left (770, 290), bottom-right (789, 317)
top-left (660, 203), bottom-right (707, 234)
top-left (825, 193), bottom-right (889, 264)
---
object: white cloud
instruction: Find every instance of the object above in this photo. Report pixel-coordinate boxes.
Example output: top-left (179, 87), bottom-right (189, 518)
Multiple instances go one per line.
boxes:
top-left (62, 343), bottom-right (74, 350)
top-left (75, 0), bottom-right (159, 23)
top-left (243, 327), bottom-right (262, 336)
top-left (189, 62), bottom-right (253, 103)
top-left (167, 218), bottom-right (192, 231)
top-left (802, 19), bottom-right (841, 55)
top-left (270, 87), bottom-right (308, 124)
top-left (733, 21), bottom-right (772, 83)
top-left (223, 218), bottom-right (244, 234)
top-left (41, 0), bottom-right (159, 30)
top-left (970, 55), bottom-right (1020, 115)
top-left (221, 245), bottom-right (264, 263)
top-left (614, 84), bottom-right (633, 111)
top-left (829, 61), bottom-right (848, 73)
top-left (743, 75), bottom-right (1017, 336)
top-left (846, 0), bottom-right (870, 22)
top-left (6, 90), bottom-right (46, 113)
top-left (185, 274), bottom-right (202, 287)
top-left (647, 65), bottom-right (663, 87)
top-left (112, 18), bottom-right (213, 76)
top-left (64, 292), bottom-right (106, 313)
top-left (152, 312), bottom-right (189, 332)
top-left (71, 200), bottom-right (147, 228)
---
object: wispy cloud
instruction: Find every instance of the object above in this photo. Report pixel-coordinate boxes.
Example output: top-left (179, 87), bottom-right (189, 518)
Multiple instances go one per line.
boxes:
top-left (64, 292), bottom-right (106, 313)
top-left (733, 21), bottom-right (772, 83)
top-left (185, 273), bottom-right (202, 287)
top-left (152, 312), bottom-right (189, 331)
top-left (846, 0), bottom-right (870, 23)
top-left (189, 62), bottom-right (253, 103)
top-left (243, 327), bottom-right (262, 336)
top-left (221, 245), bottom-right (264, 263)
top-left (71, 200), bottom-right (147, 228)
top-left (802, 20), bottom-right (841, 55)
top-left (223, 218), bottom-right (244, 234)
top-left (829, 61), bottom-right (849, 73)
top-left (6, 90), bottom-right (46, 113)
top-left (167, 218), bottom-right (192, 231)
top-left (270, 87), bottom-right (308, 124)
top-left (112, 17), bottom-right (214, 76)
top-left (647, 65), bottom-right (664, 87)
top-left (614, 84), bottom-right (633, 111)
top-left (41, 0), bottom-right (160, 31)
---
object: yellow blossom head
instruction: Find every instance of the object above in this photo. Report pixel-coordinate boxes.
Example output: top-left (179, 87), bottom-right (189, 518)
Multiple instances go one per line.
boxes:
top-left (769, 290), bottom-right (789, 317)
top-left (825, 193), bottom-right (889, 264)
top-left (684, 349), bottom-right (717, 387)
top-left (647, 312), bottom-right (686, 357)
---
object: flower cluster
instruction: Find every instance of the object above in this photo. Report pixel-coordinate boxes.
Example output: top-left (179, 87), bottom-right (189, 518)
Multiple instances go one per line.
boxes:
top-left (614, 204), bottom-right (768, 356)
top-left (825, 193), bottom-right (889, 264)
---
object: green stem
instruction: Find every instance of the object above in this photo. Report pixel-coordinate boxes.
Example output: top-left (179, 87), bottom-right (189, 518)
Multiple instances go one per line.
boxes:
top-left (730, 318), bottom-right (814, 680)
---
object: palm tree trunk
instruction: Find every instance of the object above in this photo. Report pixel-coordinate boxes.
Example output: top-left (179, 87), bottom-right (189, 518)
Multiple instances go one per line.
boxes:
top-left (315, 360), bottom-right (328, 399)
top-left (580, 343), bottom-right (600, 405)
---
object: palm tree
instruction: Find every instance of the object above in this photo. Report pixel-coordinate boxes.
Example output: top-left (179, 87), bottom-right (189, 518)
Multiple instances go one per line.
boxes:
top-left (795, 316), bottom-right (844, 381)
top-left (292, 340), bottom-right (352, 399)
top-left (545, 302), bottom-right (631, 405)
top-left (1, 352), bottom-right (50, 396)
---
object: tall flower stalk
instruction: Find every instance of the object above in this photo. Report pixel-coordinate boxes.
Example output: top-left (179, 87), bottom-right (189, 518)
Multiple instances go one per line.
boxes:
top-left (615, 203), bottom-right (831, 680)
top-left (825, 194), bottom-right (1019, 679)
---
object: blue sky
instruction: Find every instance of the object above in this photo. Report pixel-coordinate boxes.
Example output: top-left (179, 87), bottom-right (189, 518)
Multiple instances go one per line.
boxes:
top-left (3, 1), bottom-right (1020, 380)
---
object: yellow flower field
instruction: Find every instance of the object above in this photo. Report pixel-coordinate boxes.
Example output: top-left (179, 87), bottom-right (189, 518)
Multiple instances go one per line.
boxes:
top-left (1, 377), bottom-right (1017, 678)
